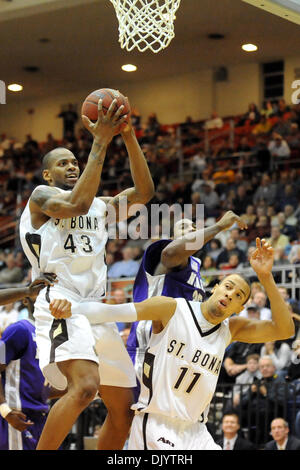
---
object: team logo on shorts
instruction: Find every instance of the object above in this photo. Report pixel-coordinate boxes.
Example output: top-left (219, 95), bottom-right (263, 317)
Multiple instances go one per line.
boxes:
top-left (157, 436), bottom-right (175, 447)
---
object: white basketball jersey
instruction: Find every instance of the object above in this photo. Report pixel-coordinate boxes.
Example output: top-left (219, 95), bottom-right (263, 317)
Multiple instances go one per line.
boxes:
top-left (132, 298), bottom-right (231, 423)
top-left (19, 185), bottom-right (108, 299)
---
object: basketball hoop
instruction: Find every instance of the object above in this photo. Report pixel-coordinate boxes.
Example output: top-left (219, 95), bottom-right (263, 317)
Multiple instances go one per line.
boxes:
top-left (109, 0), bottom-right (182, 53)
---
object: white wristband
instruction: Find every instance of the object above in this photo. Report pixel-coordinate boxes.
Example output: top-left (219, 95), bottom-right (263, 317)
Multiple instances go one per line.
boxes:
top-left (0, 402), bottom-right (12, 419)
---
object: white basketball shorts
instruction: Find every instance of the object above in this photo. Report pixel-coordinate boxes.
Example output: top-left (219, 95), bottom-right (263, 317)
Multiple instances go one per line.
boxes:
top-left (92, 322), bottom-right (136, 388)
top-left (34, 285), bottom-right (136, 390)
top-left (33, 285), bottom-right (99, 390)
top-left (128, 412), bottom-right (222, 450)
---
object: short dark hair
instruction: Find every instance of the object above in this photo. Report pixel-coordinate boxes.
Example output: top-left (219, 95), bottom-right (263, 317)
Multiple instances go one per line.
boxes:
top-left (42, 147), bottom-right (66, 170)
top-left (222, 411), bottom-right (240, 423)
top-left (246, 353), bottom-right (260, 362)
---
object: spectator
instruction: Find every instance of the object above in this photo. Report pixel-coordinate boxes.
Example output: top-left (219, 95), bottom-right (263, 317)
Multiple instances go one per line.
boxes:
top-left (252, 291), bottom-right (272, 320)
top-left (189, 151), bottom-right (206, 177)
top-left (232, 186), bottom-right (252, 216)
top-left (267, 226), bottom-right (290, 251)
top-left (252, 138), bottom-right (271, 172)
top-left (203, 111), bottom-right (224, 130)
top-left (253, 174), bottom-right (277, 206)
top-left (199, 183), bottom-right (220, 218)
top-left (252, 115), bottom-right (272, 136)
top-left (220, 253), bottom-right (241, 271)
top-left (229, 228), bottom-right (248, 253)
top-left (108, 246), bottom-right (140, 279)
top-left (239, 103), bottom-right (261, 126)
top-left (285, 338), bottom-right (300, 383)
top-left (211, 161), bottom-right (235, 188)
top-left (276, 99), bottom-right (290, 117)
top-left (277, 184), bottom-right (298, 211)
top-left (206, 239), bottom-right (222, 263)
top-left (42, 133), bottom-right (58, 154)
top-left (247, 215), bottom-right (271, 245)
top-left (286, 122), bottom-right (300, 150)
top-left (233, 354), bottom-right (262, 408)
top-left (268, 133), bottom-right (291, 163)
top-left (221, 322), bottom-right (263, 385)
top-left (57, 104), bottom-right (78, 139)
top-left (260, 341), bottom-right (292, 377)
top-left (216, 412), bottom-right (256, 450)
top-left (240, 204), bottom-right (256, 227)
top-left (201, 255), bottom-right (216, 287)
top-left (240, 356), bottom-right (287, 445)
top-left (0, 302), bottom-right (20, 334)
top-left (261, 101), bottom-right (275, 119)
top-left (274, 212), bottom-right (297, 242)
top-left (216, 237), bottom-right (245, 269)
top-left (0, 253), bottom-right (23, 284)
top-left (143, 112), bottom-right (161, 144)
top-left (272, 116), bottom-right (292, 137)
top-left (284, 205), bottom-right (298, 227)
top-left (264, 418), bottom-right (300, 450)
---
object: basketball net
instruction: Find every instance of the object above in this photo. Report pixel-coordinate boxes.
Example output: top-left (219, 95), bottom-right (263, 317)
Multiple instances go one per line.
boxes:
top-left (109, 0), bottom-right (182, 53)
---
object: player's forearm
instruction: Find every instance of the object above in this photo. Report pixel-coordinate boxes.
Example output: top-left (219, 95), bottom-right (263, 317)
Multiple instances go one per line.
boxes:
top-left (161, 224), bottom-right (222, 268)
top-left (67, 139), bottom-right (108, 212)
top-left (0, 287), bottom-right (30, 305)
top-left (73, 301), bottom-right (137, 324)
top-left (122, 129), bottom-right (154, 202)
top-left (258, 273), bottom-right (295, 339)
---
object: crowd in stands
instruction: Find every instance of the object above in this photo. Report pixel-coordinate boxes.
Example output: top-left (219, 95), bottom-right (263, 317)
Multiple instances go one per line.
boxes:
top-left (1, 98), bottom-right (300, 447)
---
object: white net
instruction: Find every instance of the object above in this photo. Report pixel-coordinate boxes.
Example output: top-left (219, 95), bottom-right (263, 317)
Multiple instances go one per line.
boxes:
top-left (109, 0), bottom-right (182, 53)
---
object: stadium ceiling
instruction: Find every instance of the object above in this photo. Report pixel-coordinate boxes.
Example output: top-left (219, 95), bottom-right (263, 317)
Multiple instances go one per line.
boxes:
top-left (1, 0), bottom-right (300, 102)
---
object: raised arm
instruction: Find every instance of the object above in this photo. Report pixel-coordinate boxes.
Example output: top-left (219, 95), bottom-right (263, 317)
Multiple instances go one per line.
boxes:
top-left (229, 238), bottom-right (295, 343)
top-left (101, 119), bottom-right (154, 222)
top-left (161, 211), bottom-right (248, 269)
top-left (30, 99), bottom-right (127, 222)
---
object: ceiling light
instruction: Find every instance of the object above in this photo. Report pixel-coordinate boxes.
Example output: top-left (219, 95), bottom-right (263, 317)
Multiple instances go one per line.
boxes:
top-left (121, 64), bottom-right (137, 72)
top-left (242, 43), bottom-right (258, 52)
top-left (8, 84), bottom-right (23, 92)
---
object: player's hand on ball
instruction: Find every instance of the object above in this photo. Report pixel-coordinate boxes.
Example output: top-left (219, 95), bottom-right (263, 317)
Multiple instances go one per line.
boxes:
top-left (82, 98), bottom-right (128, 144)
top-left (120, 110), bottom-right (133, 134)
top-left (250, 238), bottom-right (274, 277)
top-left (217, 211), bottom-right (248, 231)
top-left (49, 299), bottom-right (72, 319)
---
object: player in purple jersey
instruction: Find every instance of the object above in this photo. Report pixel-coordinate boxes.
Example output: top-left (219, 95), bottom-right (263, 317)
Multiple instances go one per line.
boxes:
top-left (127, 211), bottom-right (247, 400)
top-left (0, 275), bottom-right (60, 450)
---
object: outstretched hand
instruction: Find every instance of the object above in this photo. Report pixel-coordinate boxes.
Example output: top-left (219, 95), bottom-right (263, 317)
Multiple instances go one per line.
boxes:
top-left (217, 210), bottom-right (248, 231)
top-left (250, 238), bottom-right (274, 277)
top-left (82, 98), bottom-right (128, 144)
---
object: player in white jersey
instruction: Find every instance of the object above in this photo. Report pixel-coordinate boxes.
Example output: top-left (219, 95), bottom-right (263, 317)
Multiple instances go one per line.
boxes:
top-left (19, 98), bottom-right (154, 450)
top-left (50, 238), bottom-right (294, 449)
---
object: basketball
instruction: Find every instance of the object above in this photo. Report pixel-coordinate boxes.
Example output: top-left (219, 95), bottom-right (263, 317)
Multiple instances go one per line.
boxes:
top-left (81, 88), bottom-right (131, 133)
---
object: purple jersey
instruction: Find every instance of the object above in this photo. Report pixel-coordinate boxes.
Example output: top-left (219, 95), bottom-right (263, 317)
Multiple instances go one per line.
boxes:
top-left (0, 320), bottom-right (49, 450)
top-left (127, 239), bottom-right (206, 399)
